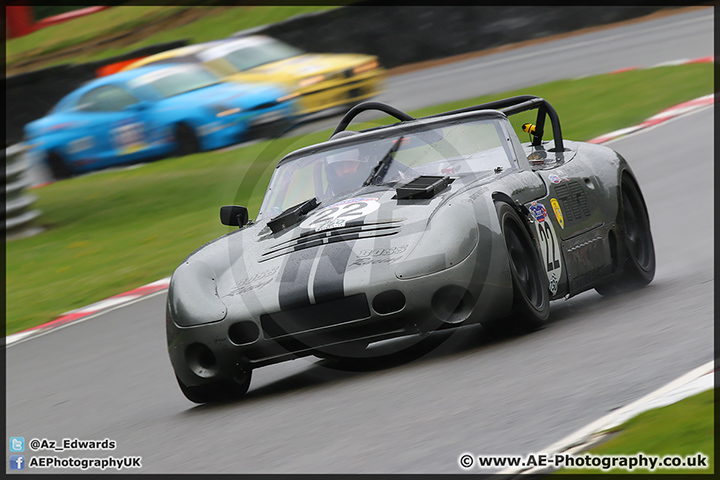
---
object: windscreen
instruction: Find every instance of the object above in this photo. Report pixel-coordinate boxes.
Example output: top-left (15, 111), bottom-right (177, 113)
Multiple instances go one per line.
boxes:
top-left (128, 65), bottom-right (220, 99)
top-left (258, 118), bottom-right (515, 221)
top-left (199, 37), bottom-right (304, 72)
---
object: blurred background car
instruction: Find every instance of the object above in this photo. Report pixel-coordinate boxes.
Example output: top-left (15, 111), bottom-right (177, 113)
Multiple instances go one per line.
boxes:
top-left (121, 35), bottom-right (385, 118)
top-left (23, 63), bottom-right (298, 179)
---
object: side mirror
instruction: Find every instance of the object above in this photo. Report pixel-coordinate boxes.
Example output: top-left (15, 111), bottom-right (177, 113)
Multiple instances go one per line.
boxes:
top-left (220, 205), bottom-right (249, 227)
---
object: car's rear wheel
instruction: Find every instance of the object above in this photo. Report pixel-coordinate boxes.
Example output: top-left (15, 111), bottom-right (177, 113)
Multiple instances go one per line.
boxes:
top-left (595, 174), bottom-right (655, 295)
top-left (176, 370), bottom-right (252, 404)
top-left (174, 123), bottom-right (200, 157)
top-left (485, 202), bottom-right (550, 335)
top-left (47, 151), bottom-right (72, 180)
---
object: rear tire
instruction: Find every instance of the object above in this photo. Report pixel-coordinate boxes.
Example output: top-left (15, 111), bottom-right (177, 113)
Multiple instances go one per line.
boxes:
top-left (47, 152), bottom-right (72, 180)
top-left (176, 370), bottom-right (251, 404)
top-left (174, 123), bottom-right (200, 157)
top-left (595, 174), bottom-right (655, 295)
top-left (485, 202), bottom-right (550, 335)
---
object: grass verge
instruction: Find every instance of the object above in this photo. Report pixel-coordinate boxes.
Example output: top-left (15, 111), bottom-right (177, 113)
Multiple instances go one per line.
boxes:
top-left (5, 63), bottom-right (713, 335)
top-left (6, 5), bottom-right (338, 71)
top-left (555, 388), bottom-right (714, 474)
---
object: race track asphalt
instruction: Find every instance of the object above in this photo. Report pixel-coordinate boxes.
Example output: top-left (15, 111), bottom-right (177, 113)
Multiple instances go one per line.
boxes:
top-left (6, 7), bottom-right (714, 474)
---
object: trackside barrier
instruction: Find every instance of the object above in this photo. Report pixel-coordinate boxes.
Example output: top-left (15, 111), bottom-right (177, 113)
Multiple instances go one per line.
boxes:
top-left (5, 144), bottom-right (43, 240)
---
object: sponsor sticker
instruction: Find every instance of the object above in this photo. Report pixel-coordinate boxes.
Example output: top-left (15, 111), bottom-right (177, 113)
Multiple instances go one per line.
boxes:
top-left (548, 170), bottom-right (570, 184)
top-left (529, 201), bottom-right (547, 223)
top-left (111, 120), bottom-right (147, 155)
top-left (550, 198), bottom-right (564, 229)
top-left (299, 198), bottom-right (380, 232)
top-left (66, 136), bottom-right (94, 155)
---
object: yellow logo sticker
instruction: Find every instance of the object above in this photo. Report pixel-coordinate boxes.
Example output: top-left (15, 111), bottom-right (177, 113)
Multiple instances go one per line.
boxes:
top-left (551, 198), bottom-right (564, 229)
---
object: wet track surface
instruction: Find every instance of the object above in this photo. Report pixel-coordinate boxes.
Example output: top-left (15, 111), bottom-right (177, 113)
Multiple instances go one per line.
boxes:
top-left (6, 9), bottom-right (713, 474)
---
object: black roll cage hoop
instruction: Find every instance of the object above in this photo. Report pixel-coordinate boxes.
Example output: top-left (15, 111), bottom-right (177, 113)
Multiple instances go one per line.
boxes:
top-left (330, 95), bottom-right (565, 152)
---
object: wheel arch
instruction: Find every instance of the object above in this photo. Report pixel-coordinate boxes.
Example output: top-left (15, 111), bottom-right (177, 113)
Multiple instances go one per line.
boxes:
top-left (491, 191), bottom-right (540, 252)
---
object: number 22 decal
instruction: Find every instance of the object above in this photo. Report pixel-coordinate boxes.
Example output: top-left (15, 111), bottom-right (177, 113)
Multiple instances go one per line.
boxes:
top-left (299, 198), bottom-right (381, 231)
top-left (534, 218), bottom-right (562, 295)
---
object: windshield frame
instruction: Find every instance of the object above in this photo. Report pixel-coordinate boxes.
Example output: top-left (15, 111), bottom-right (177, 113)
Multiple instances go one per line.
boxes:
top-left (127, 65), bottom-right (221, 99)
top-left (198, 36), bottom-right (304, 72)
top-left (258, 110), bottom-right (522, 221)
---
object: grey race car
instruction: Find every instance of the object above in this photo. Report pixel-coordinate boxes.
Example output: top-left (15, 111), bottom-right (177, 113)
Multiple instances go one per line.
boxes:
top-left (166, 95), bottom-right (655, 403)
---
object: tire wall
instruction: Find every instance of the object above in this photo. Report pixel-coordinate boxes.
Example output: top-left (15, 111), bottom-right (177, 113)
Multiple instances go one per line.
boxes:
top-left (7, 5), bottom-right (672, 146)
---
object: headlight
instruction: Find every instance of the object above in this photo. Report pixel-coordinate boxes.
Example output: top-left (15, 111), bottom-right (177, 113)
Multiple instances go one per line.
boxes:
top-left (168, 261), bottom-right (227, 327)
top-left (277, 92), bottom-right (300, 103)
top-left (395, 204), bottom-right (479, 280)
top-left (353, 60), bottom-right (379, 75)
top-left (298, 75), bottom-right (325, 88)
top-left (214, 105), bottom-right (242, 118)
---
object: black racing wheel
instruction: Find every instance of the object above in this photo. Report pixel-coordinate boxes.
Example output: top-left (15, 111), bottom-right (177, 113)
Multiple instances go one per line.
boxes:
top-left (47, 151), bottom-right (72, 180)
top-left (174, 123), bottom-right (201, 157)
top-left (486, 202), bottom-right (550, 335)
top-left (595, 173), bottom-right (655, 295)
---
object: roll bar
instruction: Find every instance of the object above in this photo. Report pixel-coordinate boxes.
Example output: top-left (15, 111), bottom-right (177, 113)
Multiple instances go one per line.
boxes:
top-left (330, 101), bottom-right (415, 138)
top-left (331, 95), bottom-right (565, 152)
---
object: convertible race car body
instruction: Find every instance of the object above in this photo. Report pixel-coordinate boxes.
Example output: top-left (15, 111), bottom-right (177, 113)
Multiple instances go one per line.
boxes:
top-left (167, 96), bottom-right (655, 403)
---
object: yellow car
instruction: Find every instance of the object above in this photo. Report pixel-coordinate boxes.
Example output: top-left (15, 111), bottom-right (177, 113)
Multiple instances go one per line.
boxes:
top-left (122, 35), bottom-right (385, 117)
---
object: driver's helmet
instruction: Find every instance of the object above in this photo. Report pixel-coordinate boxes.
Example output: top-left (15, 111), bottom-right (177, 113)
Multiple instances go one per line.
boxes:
top-left (325, 137), bottom-right (368, 195)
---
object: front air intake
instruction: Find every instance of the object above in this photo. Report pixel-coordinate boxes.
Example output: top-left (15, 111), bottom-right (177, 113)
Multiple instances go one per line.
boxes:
top-left (260, 294), bottom-right (371, 338)
top-left (396, 175), bottom-right (452, 200)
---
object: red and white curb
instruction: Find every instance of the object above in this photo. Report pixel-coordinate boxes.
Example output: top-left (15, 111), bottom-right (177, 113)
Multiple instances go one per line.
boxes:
top-left (499, 360), bottom-right (715, 475)
top-left (573, 55), bottom-right (714, 79)
top-left (589, 93), bottom-right (715, 144)
top-left (5, 277), bottom-right (170, 346)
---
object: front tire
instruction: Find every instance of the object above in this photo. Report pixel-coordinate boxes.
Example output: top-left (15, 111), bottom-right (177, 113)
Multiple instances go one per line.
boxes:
top-left (174, 123), bottom-right (200, 157)
top-left (595, 174), bottom-right (655, 295)
top-left (47, 152), bottom-right (72, 180)
top-left (176, 370), bottom-right (252, 404)
top-left (486, 202), bottom-right (550, 335)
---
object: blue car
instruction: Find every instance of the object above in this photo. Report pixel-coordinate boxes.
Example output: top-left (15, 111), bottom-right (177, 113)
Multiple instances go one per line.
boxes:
top-left (23, 63), bottom-right (298, 179)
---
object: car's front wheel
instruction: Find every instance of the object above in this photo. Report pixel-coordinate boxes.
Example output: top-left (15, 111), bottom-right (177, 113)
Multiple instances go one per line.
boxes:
top-left (173, 123), bottom-right (201, 157)
top-left (595, 173), bottom-right (655, 295)
top-left (47, 151), bottom-right (72, 180)
top-left (176, 370), bottom-right (252, 404)
top-left (485, 202), bottom-right (550, 335)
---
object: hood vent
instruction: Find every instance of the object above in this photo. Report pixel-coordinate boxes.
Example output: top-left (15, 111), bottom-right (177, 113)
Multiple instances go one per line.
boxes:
top-left (396, 175), bottom-right (453, 200)
top-left (260, 220), bottom-right (401, 262)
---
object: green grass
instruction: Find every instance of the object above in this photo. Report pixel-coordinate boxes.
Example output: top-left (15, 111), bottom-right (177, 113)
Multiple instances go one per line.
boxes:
top-left (556, 388), bottom-right (714, 474)
top-left (6, 6), bottom-right (185, 66)
top-left (5, 63), bottom-right (713, 335)
top-left (6, 5), bottom-right (339, 70)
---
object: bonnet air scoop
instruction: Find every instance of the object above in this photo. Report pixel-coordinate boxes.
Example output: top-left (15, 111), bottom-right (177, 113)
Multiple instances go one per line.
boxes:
top-left (396, 175), bottom-right (453, 200)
